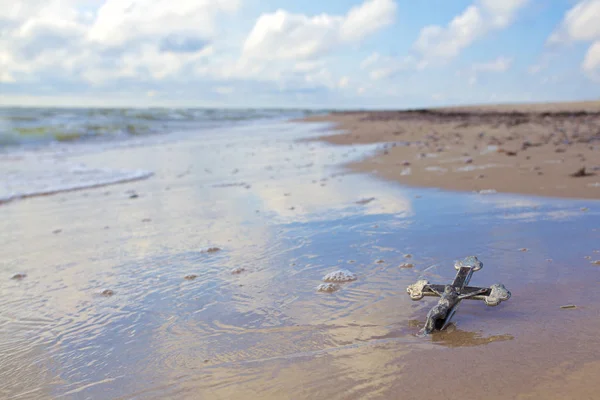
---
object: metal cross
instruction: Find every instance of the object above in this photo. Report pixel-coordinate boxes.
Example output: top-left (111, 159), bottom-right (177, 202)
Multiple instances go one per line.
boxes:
top-left (406, 256), bottom-right (511, 335)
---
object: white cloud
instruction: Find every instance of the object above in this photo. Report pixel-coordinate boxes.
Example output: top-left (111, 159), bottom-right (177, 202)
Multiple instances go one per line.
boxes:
top-left (548, 0), bottom-right (600, 44)
top-left (472, 56), bottom-right (512, 72)
top-left (0, 0), bottom-right (235, 86)
top-left (338, 76), bottom-right (350, 88)
top-left (361, 53), bottom-right (426, 80)
top-left (479, 0), bottom-right (529, 28)
top-left (414, 0), bottom-right (528, 61)
top-left (360, 52), bottom-right (381, 69)
top-left (214, 86), bottom-right (235, 95)
top-left (548, 1), bottom-right (600, 78)
top-left (340, 0), bottom-right (397, 42)
top-left (88, 0), bottom-right (240, 48)
top-left (242, 0), bottom-right (396, 60)
top-left (459, 56), bottom-right (512, 85)
top-left (583, 41), bottom-right (600, 72)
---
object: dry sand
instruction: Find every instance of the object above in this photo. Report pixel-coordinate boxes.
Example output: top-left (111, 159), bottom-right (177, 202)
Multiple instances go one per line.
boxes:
top-left (305, 101), bottom-right (600, 199)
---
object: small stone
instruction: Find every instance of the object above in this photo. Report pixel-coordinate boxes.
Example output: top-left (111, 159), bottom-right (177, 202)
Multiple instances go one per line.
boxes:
top-left (581, 207), bottom-right (589, 212)
top-left (465, 158), bottom-right (473, 164)
top-left (404, 254), bottom-right (412, 258)
top-left (142, 218), bottom-right (152, 222)
top-left (204, 359), bottom-right (210, 363)
top-left (100, 289), bottom-right (114, 296)
top-left (356, 197), bottom-right (376, 205)
top-left (11, 273), bottom-right (27, 280)
top-left (184, 274), bottom-right (198, 280)
top-left (571, 167), bottom-right (594, 178)
top-left (317, 283), bottom-right (340, 293)
top-left (519, 248), bottom-right (528, 252)
top-left (584, 256), bottom-right (591, 259)
top-left (204, 247), bottom-right (221, 253)
top-left (376, 259), bottom-right (385, 264)
top-left (231, 267), bottom-right (246, 274)
top-left (478, 189), bottom-right (497, 194)
top-left (129, 193), bottom-right (139, 199)
top-left (560, 305), bottom-right (576, 309)
top-left (322, 270), bottom-right (357, 282)
top-left (399, 263), bottom-right (414, 269)
top-left (591, 260), bottom-right (600, 265)
top-left (52, 229), bottom-right (62, 234)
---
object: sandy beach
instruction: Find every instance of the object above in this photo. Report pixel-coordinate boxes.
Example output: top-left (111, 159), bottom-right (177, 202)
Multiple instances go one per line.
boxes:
top-left (305, 101), bottom-right (600, 199)
top-left (1, 113), bottom-right (599, 400)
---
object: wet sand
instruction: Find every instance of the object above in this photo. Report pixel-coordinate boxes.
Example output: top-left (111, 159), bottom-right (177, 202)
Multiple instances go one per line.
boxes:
top-left (1, 120), bottom-right (599, 399)
top-left (304, 101), bottom-right (600, 199)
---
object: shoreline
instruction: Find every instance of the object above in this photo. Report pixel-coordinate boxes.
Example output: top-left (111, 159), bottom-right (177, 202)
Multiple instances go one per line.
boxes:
top-left (303, 101), bottom-right (600, 200)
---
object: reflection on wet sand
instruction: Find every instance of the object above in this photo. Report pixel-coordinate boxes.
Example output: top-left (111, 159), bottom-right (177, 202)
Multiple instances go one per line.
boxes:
top-left (1, 121), bottom-right (599, 399)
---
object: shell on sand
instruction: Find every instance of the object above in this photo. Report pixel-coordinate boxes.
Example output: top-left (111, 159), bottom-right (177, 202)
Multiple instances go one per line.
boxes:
top-left (322, 269), bottom-right (357, 282)
top-left (317, 283), bottom-right (340, 293)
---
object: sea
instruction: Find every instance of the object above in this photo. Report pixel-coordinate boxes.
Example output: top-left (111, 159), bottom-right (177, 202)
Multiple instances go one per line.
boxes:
top-left (0, 107), bottom-right (321, 204)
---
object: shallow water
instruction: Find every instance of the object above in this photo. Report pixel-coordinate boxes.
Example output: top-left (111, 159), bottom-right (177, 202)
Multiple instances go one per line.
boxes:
top-left (1, 120), bottom-right (599, 399)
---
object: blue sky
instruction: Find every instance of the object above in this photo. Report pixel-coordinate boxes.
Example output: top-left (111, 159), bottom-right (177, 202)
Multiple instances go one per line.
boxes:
top-left (1, 0), bottom-right (599, 108)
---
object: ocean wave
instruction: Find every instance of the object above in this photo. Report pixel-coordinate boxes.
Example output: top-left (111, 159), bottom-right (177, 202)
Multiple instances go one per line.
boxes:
top-left (0, 107), bottom-right (321, 147)
top-left (0, 162), bottom-right (153, 205)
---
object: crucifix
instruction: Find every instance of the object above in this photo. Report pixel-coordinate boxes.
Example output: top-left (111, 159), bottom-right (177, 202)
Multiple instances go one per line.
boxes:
top-left (406, 256), bottom-right (511, 335)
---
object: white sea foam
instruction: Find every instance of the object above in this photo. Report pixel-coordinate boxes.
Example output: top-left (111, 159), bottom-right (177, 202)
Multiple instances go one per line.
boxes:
top-left (317, 283), bottom-right (340, 293)
top-left (322, 269), bottom-right (357, 282)
top-left (0, 159), bottom-right (153, 204)
top-left (477, 189), bottom-right (498, 195)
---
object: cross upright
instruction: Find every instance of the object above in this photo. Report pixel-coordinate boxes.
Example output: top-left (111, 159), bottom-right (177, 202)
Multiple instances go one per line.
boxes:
top-left (406, 256), bottom-right (511, 335)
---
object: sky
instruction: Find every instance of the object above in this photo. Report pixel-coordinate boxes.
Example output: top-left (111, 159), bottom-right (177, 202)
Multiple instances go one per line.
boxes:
top-left (1, 0), bottom-right (599, 109)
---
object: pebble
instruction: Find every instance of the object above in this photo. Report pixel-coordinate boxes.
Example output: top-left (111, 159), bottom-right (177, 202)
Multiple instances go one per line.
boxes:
top-left (231, 267), bottom-right (246, 274)
top-left (376, 259), bottom-right (385, 264)
top-left (592, 260), bottom-right (600, 265)
top-left (52, 229), bottom-right (62, 234)
top-left (317, 283), bottom-right (340, 293)
top-left (560, 305), bottom-right (576, 309)
top-left (100, 289), bottom-right (114, 296)
top-left (477, 189), bottom-right (497, 194)
top-left (184, 274), bottom-right (198, 280)
top-left (322, 270), bottom-right (357, 282)
top-left (404, 254), bottom-right (412, 258)
top-left (129, 193), bottom-right (139, 199)
top-left (203, 247), bottom-right (221, 253)
top-left (519, 248), bottom-right (528, 252)
top-left (356, 197), bottom-right (376, 205)
top-left (11, 273), bottom-right (27, 280)
top-left (399, 263), bottom-right (414, 269)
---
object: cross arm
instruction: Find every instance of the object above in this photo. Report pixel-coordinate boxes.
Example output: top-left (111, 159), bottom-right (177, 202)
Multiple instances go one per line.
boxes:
top-left (423, 284), bottom-right (492, 300)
